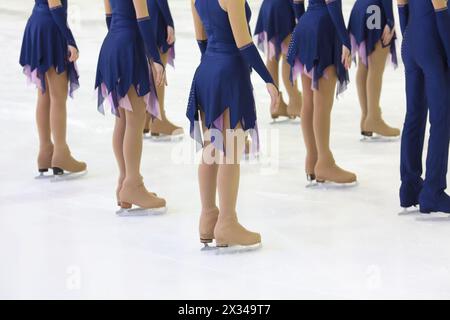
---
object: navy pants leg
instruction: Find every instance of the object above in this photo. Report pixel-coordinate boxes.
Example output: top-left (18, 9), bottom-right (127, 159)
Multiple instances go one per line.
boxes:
top-left (400, 57), bottom-right (427, 207)
top-left (420, 59), bottom-right (450, 206)
top-left (400, 40), bottom-right (450, 210)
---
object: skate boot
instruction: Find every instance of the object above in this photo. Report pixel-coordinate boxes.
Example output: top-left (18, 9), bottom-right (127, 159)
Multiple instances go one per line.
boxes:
top-left (419, 190), bottom-right (450, 214)
top-left (287, 91), bottom-right (302, 119)
top-left (398, 179), bottom-right (423, 215)
top-left (116, 178), bottom-right (158, 207)
top-left (199, 207), bottom-right (219, 251)
top-left (271, 93), bottom-right (291, 123)
top-left (148, 110), bottom-right (184, 142)
top-left (51, 146), bottom-right (87, 181)
top-left (361, 106), bottom-right (400, 141)
top-left (117, 179), bottom-right (167, 216)
top-left (36, 144), bottom-right (54, 179)
top-left (315, 160), bottom-right (357, 187)
top-left (213, 214), bottom-right (261, 253)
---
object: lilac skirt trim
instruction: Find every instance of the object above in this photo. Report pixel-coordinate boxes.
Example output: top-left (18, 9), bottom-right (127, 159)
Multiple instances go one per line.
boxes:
top-left (97, 83), bottom-right (160, 119)
top-left (166, 46), bottom-right (175, 68)
top-left (191, 111), bottom-right (260, 156)
top-left (97, 65), bottom-right (160, 119)
top-left (23, 63), bottom-right (80, 98)
top-left (291, 58), bottom-right (348, 97)
top-left (256, 31), bottom-right (288, 61)
top-left (350, 34), bottom-right (398, 69)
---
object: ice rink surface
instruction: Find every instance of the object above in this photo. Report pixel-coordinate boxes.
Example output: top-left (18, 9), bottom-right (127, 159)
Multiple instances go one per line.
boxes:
top-left (1, 0), bottom-right (450, 299)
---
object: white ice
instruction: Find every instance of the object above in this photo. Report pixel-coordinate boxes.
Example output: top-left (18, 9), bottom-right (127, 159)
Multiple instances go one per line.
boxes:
top-left (1, 0), bottom-right (450, 300)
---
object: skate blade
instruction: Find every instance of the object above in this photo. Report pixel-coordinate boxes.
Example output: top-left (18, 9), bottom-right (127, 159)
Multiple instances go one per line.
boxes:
top-left (146, 133), bottom-right (184, 142)
top-left (360, 135), bottom-right (400, 143)
top-left (415, 214), bottom-right (450, 222)
top-left (50, 170), bottom-right (88, 182)
top-left (210, 243), bottom-right (262, 255)
top-left (289, 118), bottom-right (301, 125)
top-left (270, 118), bottom-right (292, 125)
top-left (35, 172), bottom-right (54, 180)
top-left (305, 181), bottom-right (319, 188)
top-left (315, 181), bottom-right (359, 189)
top-left (398, 207), bottom-right (420, 216)
top-left (200, 243), bottom-right (218, 252)
top-left (115, 206), bottom-right (167, 217)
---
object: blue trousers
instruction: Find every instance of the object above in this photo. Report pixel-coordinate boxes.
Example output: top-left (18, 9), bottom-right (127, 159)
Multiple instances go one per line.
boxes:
top-left (400, 23), bottom-right (450, 208)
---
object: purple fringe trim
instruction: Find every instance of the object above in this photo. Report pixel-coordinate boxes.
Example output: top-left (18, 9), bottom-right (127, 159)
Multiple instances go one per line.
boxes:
top-left (256, 31), bottom-right (288, 60)
top-left (191, 113), bottom-right (260, 156)
top-left (23, 64), bottom-right (80, 98)
top-left (187, 76), bottom-right (259, 155)
top-left (350, 33), bottom-right (398, 69)
top-left (166, 46), bottom-right (175, 68)
top-left (96, 65), bottom-right (160, 119)
top-left (291, 59), bottom-right (348, 97)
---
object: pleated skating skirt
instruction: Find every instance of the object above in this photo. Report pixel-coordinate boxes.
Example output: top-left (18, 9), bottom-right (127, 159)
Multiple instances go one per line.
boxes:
top-left (186, 45), bottom-right (259, 153)
top-left (348, 0), bottom-right (397, 68)
top-left (254, 0), bottom-right (296, 60)
top-left (19, 5), bottom-right (79, 97)
top-left (287, 4), bottom-right (349, 96)
top-left (95, 23), bottom-right (160, 118)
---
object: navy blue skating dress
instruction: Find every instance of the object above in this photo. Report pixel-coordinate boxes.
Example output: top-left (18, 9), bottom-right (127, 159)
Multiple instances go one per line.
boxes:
top-left (95, 0), bottom-right (159, 118)
top-left (148, 0), bottom-right (175, 67)
top-left (348, 0), bottom-right (397, 68)
top-left (186, 0), bottom-right (259, 153)
top-left (254, 0), bottom-right (297, 60)
top-left (19, 0), bottom-right (79, 97)
top-left (287, 0), bottom-right (350, 96)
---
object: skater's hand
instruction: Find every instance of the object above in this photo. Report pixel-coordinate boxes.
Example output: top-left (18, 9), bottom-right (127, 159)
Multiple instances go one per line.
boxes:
top-left (382, 25), bottom-right (395, 46)
top-left (432, 0), bottom-right (447, 10)
top-left (167, 26), bottom-right (175, 45)
top-left (267, 83), bottom-right (280, 114)
top-left (153, 62), bottom-right (165, 87)
top-left (68, 45), bottom-right (79, 63)
top-left (341, 45), bottom-right (351, 70)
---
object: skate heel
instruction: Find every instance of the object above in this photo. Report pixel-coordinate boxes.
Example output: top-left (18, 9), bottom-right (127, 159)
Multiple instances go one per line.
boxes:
top-left (52, 167), bottom-right (64, 176)
top-left (116, 202), bottom-right (167, 217)
top-left (35, 168), bottom-right (53, 180)
top-left (143, 129), bottom-right (150, 135)
top-left (50, 167), bottom-right (87, 182)
top-left (305, 174), bottom-right (318, 188)
top-left (120, 202), bottom-right (132, 209)
top-left (361, 131), bottom-right (373, 137)
top-left (419, 207), bottom-right (432, 214)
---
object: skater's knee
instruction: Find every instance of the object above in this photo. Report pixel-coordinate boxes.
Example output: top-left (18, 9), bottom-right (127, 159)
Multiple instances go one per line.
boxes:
top-left (37, 90), bottom-right (50, 108)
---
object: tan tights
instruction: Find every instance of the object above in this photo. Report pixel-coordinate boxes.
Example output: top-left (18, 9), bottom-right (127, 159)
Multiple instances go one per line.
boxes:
top-left (300, 66), bottom-right (357, 183)
top-left (198, 109), bottom-right (260, 246)
top-left (114, 87), bottom-right (165, 208)
top-left (356, 41), bottom-right (400, 137)
top-left (266, 36), bottom-right (302, 118)
top-left (36, 68), bottom-right (85, 173)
